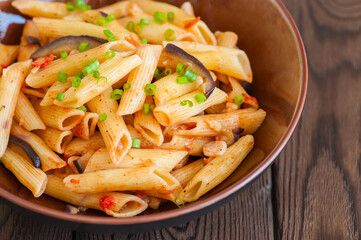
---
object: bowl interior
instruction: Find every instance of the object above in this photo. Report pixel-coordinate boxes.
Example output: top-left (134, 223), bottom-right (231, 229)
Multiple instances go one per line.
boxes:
top-left (0, 0), bottom-right (306, 225)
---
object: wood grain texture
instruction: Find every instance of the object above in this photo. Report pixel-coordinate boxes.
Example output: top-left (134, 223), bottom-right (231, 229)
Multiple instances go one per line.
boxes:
top-left (273, 0), bottom-right (361, 239)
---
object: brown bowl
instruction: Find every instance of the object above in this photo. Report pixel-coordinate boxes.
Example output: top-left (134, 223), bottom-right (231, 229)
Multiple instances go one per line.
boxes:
top-left (0, 0), bottom-right (307, 232)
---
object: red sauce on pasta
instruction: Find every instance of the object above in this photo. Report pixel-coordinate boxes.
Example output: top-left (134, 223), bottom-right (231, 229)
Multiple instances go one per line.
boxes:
top-left (31, 54), bottom-right (55, 68)
top-left (70, 179), bottom-right (79, 184)
top-left (99, 195), bottom-right (116, 210)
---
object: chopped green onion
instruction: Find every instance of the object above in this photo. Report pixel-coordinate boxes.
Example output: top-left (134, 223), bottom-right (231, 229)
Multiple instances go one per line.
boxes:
top-left (153, 68), bottom-right (162, 80)
top-left (56, 93), bottom-right (65, 102)
top-left (144, 83), bottom-right (156, 95)
top-left (195, 93), bottom-right (207, 103)
top-left (164, 68), bottom-right (172, 76)
top-left (93, 70), bottom-right (100, 78)
top-left (75, 0), bottom-right (91, 10)
top-left (106, 14), bottom-right (115, 22)
top-left (99, 113), bottom-right (107, 122)
top-left (167, 12), bottom-right (175, 22)
top-left (133, 24), bottom-right (143, 34)
top-left (180, 100), bottom-right (193, 107)
top-left (76, 71), bottom-right (84, 79)
top-left (176, 76), bottom-right (189, 84)
top-left (72, 76), bottom-right (81, 88)
top-left (123, 83), bottom-right (131, 90)
top-left (57, 72), bottom-right (68, 83)
top-left (143, 103), bottom-right (150, 115)
top-left (140, 19), bottom-right (150, 25)
top-left (82, 60), bottom-right (89, 67)
top-left (234, 94), bottom-right (244, 106)
top-left (174, 197), bottom-right (185, 208)
top-left (132, 139), bottom-right (141, 148)
top-left (176, 63), bottom-right (185, 75)
top-left (78, 42), bottom-right (89, 52)
top-left (96, 17), bottom-right (108, 26)
top-left (141, 38), bottom-right (148, 44)
top-left (154, 12), bottom-right (166, 25)
top-left (149, 104), bottom-right (155, 114)
top-left (110, 89), bottom-right (123, 100)
top-left (105, 51), bottom-right (115, 59)
top-left (97, 76), bottom-right (107, 87)
top-left (77, 105), bottom-right (87, 112)
top-left (66, 2), bottom-right (76, 11)
top-left (60, 51), bottom-right (68, 59)
top-left (164, 29), bottom-right (175, 41)
top-left (82, 59), bottom-right (100, 76)
top-left (103, 29), bottom-right (116, 41)
top-left (126, 21), bottom-right (135, 31)
top-left (184, 68), bottom-right (197, 82)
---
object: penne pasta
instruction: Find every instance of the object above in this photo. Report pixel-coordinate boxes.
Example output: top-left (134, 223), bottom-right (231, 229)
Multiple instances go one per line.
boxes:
top-left (180, 2), bottom-right (195, 17)
top-left (21, 87), bottom-right (47, 98)
top-left (14, 92), bottom-right (46, 131)
top-left (0, 60), bottom-right (31, 157)
top-left (11, 123), bottom-right (67, 172)
top-left (45, 175), bottom-right (148, 217)
top-left (180, 135), bottom-right (254, 201)
top-left (117, 45), bottom-right (163, 115)
top-left (0, 43), bottom-right (19, 74)
top-left (153, 88), bottom-right (228, 126)
top-left (64, 132), bottom-right (105, 157)
top-left (68, 150), bottom-right (95, 174)
top-left (228, 77), bottom-right (259, 109)
top-left (159, 135), bottom-right (213, 156)
top-left (12, 0), bottom-right (73, 19)
top-left (172, 159), bottom-right (205, 187)
top-left (214, 31), bottom-right (238, 48)
top-left (40, 77), bottom-right (72, 106)
top-left (35, 128), bottom-right (73, 154)
top-left (97, 1), bottom-right (129, 18)
top-left (87, 88), bottom-right (132, 164)
top-left (72, 112), bottom-right (99, 140)
top-left (2, 148), bottom-right (47, 198)
top-left (127, 125), bottom-right (154, 148)
top-left (84, 148), bottom-right (188, 173)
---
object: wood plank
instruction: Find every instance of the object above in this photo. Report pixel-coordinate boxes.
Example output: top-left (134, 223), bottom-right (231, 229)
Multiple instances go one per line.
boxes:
top-left (274, 0), bottom-right (361, 239)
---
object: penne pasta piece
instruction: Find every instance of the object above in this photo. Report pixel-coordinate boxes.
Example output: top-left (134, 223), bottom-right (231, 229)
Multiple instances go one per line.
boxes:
top-left (40, 78), bottom-right (72, 106)
top-left (87, 88), bottom-right (132, 164)
top-left (25, 40), bottom-right (135, 88)
top-left (22, 87), bottom-right (47, 98)
top-left (0, 60), bottom-right (31, 157)
top-left (0, 43), bottom-right (19, 74)
top-left (63, 167), bottom-right (181, 194)
top-left (153, 73), bottom-right (203, 105)
top-left (153, 88), bottom-right (228, 126)
top-left (12, 0), bottom-right (73, 19)
top-left (117, 45), bottom-right (163, 115)
top-left (68, 150), bottom-right (95, 174)
top-left (84, 148), bottom-right (188, 173)
top-left (11, 123), bottom-right (67, 171)
top-left (180, 2), bottom-right (195, 17)
top-left (14, 92), bottom-right (46, 131)
top-left (35, 128), bottom-right (73, 154)
top-left (97, 1), bottom-right (130, 18)
top-left (55, 54), bottom-right (142, 108)
top-left (2, 148), bottom-right (47, 198)
top-left (140, 195), bottom-right (166, 210)
top-left (46, 175), bottom-right (148, 217)
top-left (33, 99), bottom-right (85, 131)
top-left (164, 41), bottom-right (252, 82)
top-left (180, 135), bottom-right (254, 201)
top-left (72, 112), bottom-right (99, 140)
top-left (172, 159), bottom-right (205, 187)
top-left (64, 132), bottom-right (105, 157)
top-left (214, 31), bottom-right (238, 48)
top-left (159, 135), bottom-right (213, 156)
top-left (228, 77), bottom-right (259, 109)
top-left (127, 125), bottom-right (153, 148)
top-left (168, 108), bottom-right (266, 137)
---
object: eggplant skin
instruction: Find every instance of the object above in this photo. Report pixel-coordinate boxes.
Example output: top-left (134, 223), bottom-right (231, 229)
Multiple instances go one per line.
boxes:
top-left (30, 35), bottom-right (106, 59)
top-left (9, 135), bottom-right (41, 168)
top-left (164, 43), bottom-right (216, 98)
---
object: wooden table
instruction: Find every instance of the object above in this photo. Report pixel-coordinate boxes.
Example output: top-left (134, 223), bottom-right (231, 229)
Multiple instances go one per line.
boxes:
top-left (1, 0), bottom-right (360, 239)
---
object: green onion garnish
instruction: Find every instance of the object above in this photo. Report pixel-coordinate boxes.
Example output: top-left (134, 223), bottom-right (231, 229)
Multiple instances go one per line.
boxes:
top-left (174, 197), bottom-right (185, 208)
top-left (56, 93), bottom-right (65, 102)
top-left (103, 29), bottom-right (116, 41)
top-left (66, 0), bottom-right (91, 12)
top-left (154, 12), bottom-right (166, 24)
top-left (149, 104), bottom-right (155, 115)
top-left (180, 100), bottom-right (193, 107)
top-left (132, 139), bottom-right (141, 148)
top-left (93, 70), bottom-right (100, 78)
top-left (105, 51), bottom-right (115, 60)
top-left (106, 14), bottom-right (115, 22)
top-left (78, 42), bottom-right (89, 52)
top-left (167, 12), bottom-right (175, 22)
top-left (141, 38), bottom-right (148, 44)
top-left (57, 72), bottom-right (68, 84)
top-left (195, 93), bottom-right (207, 103)
top-left (82, 60), bottom-right (89, 67)
top-left (77, 105), bottom-right (87, 112)
top-left (110, 89), bottom-right (123, 100)
top-left (72, 76), bottom-right (81, 88)
top-left (99, 113), bottom-right (107, 122)
top-left (140, 19), bottom-right (150, 25)
top-left (176, 63), bottom-right (185, 75)
top-left (184, 68), bottom-right (197, 82)
top-left (60, 51), bottom-right (68, 59)
top-left (144, 83), bottom-right (156, 95)
top-left (82, 59), bottom-right (100, 76)
top-left (143, 103), bottom-right (150, 115)
top-left (66, 2), bottom-right (76, 11)
top-left (133, 24), bottom-right (143, 34)
top-left (153, 68), bottom-right (162, 80)
top-left (76, 71), bottom-right (84, 79)
top-left (96, 17), bottom-right (108, 26)
top-left (234, 94), bottom-right (244, 106)
top-left (164, 68), bottom-right (172, 76)
top-left (164, 29), bottom-right (175, 41)
top-left (97, 76), bottom-right (107, 87)
top-left (126, 21), bottom-right (135, 31)
top-left (123, 83), bottom-right (131, 90)
top-left (176, 76), bottom-right (189, 84)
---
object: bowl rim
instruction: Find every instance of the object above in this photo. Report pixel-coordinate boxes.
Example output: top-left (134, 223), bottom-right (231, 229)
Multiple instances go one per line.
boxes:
top-left (0, 0), bottom-right (308, 226)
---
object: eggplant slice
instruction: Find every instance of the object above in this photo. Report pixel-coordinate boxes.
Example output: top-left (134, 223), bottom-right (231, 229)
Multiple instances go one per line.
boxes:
top-left (30, 35), bottom-right (106, 59)
top-left (164, 43), bottom-right (216, 98)
top-left (9, 135), bottom-right (41, 168)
